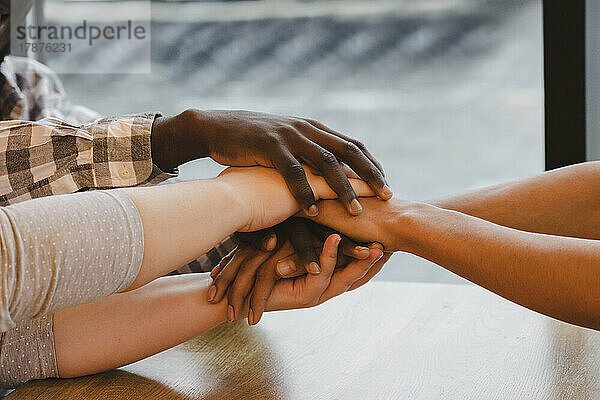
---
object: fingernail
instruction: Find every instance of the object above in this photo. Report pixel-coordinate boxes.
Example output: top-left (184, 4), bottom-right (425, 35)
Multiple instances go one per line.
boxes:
top-left (277, 259), bottom-right (296, 276)
top-left (307, 262), bottom-right (321, 274)
top-left (263, 233), bottom-right (277, 251)
top-left (382, 185), bottom-right (393, 199)
top-left (349, 199), bottom-right (362, 215)
top-left (369, 242), bottom-right (384, 251)
top-left (354, 246), bottom-right (370, 259)
top-left (248, 309), bottom-right (254, 326)
top-left (333, 234), bottom-right (341, 245)
top-left (207, 285), bottom-right (216, 302)
top-left (306, 204), bottom-right (319, 217)
top-left (228, 305), bottom-right (235, 322)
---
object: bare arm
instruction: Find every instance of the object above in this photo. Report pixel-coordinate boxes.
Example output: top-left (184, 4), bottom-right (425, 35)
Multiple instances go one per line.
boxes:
top-left (309, 197), bottom-right (600, 331)
top-left (122, 166), bottom-right (373, 290)
top-left (53, 236), bottom-right (383, 379)
top-left (53, 274), bottom-right (227, 378)
top-left (431, 161), bottom-right (600, 239)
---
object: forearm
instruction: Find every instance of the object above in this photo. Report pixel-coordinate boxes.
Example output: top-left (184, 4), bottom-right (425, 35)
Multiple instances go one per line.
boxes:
top-left (53, 274), bottom-right (228, 378)
top-left (397, 203), bottom-right (600, 330)
top-left (121, 178), bottom-right (248, 290)
top-left (430, 161), bottom-right (600, 239)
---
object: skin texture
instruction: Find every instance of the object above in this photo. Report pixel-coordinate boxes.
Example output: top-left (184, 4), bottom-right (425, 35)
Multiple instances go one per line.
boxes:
top-left (151, 109), bottom-right (392, 216)
top-left (235, 216), bottom-right (371, 275)
top-left (209, 219), bottom-right (385, 323)
top-left (120, 165), bottom-right (374, 291)
top-left (46, 165), bottom-right (377, 378)
top-left (304, 162), bottom-right (600, 331)
top-left (234, 164), bottom-right (372, 274)
top-left (53, 235), bottom-right (384, 378)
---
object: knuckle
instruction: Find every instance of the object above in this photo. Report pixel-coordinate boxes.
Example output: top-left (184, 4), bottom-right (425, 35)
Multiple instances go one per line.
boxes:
top-left (286, 162), bottom-right (306, 179)
top-left (343, 141), bottom-right (362, 156)
top-left (256, 267), bottom-right (271, 280)
top-left (367, 166), bottom-right (384, 182)
top-left (352, 140), bottom-right (367, 151)
top-left (320, 150), bottom-right (338, 166)
top-left (291, 119), bottom-right (311, 132)
top-left (263, 133), bottom-right (283, 150)
top-left (278, 125), bottom-right (298, 139)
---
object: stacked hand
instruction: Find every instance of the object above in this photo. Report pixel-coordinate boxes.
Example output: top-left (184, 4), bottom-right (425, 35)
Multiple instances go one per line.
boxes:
top-left (152, 109), bottom-right (393, 216)
top-left (209, 218), bottom-right (390, 324)
top-left (208, 166), bottom-right (394, 325)
top-left (152, 109), bottom-right (397, 324)
top-left (212, 233), bottom-right (391, 325)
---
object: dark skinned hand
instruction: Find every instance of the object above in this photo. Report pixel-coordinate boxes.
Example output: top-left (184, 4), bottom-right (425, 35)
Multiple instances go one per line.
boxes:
top-left (151, 109), bottom-right (392, 216)
top-left (208, 218), bottom-right (390, 324)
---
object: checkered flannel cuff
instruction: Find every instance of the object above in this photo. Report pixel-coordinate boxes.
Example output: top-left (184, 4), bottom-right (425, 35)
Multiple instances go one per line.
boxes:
top-left (89, 112), bottom-right (159, 187)
top-left (171, 236), bottom-right (238, 275)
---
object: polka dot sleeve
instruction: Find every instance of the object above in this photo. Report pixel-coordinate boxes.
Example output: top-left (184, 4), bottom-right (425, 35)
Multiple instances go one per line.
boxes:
top-left (0, 315), bottom-right (58, 388)
top-left (0, 190), bottom-right (144, 333)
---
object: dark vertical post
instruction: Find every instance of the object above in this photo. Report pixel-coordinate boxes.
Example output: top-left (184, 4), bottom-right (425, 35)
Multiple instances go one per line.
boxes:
top-left (543, 0), bottom-right (586, 170)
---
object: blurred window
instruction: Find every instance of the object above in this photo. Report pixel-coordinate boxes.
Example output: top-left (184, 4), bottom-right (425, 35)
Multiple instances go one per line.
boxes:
top-left (44, 0), bottom-right (543, 283)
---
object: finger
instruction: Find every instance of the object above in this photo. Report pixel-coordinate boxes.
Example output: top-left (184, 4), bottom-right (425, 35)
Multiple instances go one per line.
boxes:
top-left (210, 248), bottom-right (237, 279)
top-left (341, 240), bottom-right (370, 260)
top-left (306, 221), bottom-right (369, 260)
top-left (310, 162), bottom-right (359, 180)
top-left (349, 252), bottom-right (392, 291)
top-left (248, 260), bottom-right (280, 326)
top-left (235, 229), bottom-right (277, 251)
top-left (276, 248), bottom-right (351, 276)
top-left (264, 235), bottom-right (341, 315)
top-left (209, 247), bottom-right (252, 303)
top-left (304, 118), bottom-right (386, 178)
top-left (248, 241), bottom-right (295, 324)
top-left (318, 248), bottom-right (383, 304)
top-left (272, 149), bottom-right (318, 217)
top-left (276, 255), bottom-right (306, 278)
top-left (295, 233), bottom-right (341, 307)
top-left (283, 218), bottom-right (320, 275)
top-left (340, 163), bottom-right (361, 179)
top-left (227, 249), bottom-right (272, 321)
top-left (294, 136), bottom-right (362, 215)
top-left (304, 127), bottom-right (391, 201)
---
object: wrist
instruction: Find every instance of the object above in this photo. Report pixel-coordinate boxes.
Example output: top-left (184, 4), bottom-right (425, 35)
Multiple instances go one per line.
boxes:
top-left (213, 176), bottom-right (254, 232)
top-left (151, 114), bottom-right (181, 171)
top-left (151, 109), bottom-right (212, 171)
top-left (388, 201), bottom-right (440, 254)
top-left (178, 109), bottom-right (212, 160)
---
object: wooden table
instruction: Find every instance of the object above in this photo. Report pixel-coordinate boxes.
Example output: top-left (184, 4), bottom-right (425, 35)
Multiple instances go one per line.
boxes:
top-left (8, 282), bottom-right (600, 399)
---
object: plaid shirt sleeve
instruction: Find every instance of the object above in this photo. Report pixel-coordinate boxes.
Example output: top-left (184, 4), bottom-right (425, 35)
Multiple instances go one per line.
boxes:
top-left (0, 112), bottom-right (174, 205)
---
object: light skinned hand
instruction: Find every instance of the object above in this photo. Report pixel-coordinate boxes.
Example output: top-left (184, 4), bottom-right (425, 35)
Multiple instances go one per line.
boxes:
top-left (216, 165), bottom-right (376, 233)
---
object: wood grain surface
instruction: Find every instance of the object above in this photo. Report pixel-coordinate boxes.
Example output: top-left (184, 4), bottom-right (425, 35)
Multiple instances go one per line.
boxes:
top-left (8, 282), bottom-right (600, 400)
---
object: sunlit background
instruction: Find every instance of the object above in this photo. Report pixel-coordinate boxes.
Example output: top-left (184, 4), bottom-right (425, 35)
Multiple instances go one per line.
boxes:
top-left (42, 0), bottom-right (543, 284)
